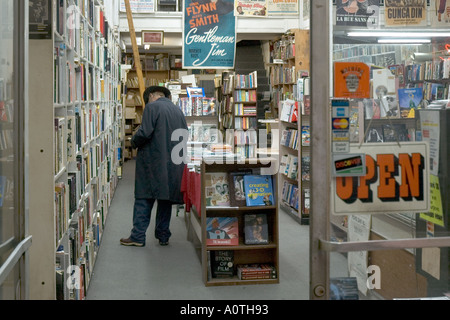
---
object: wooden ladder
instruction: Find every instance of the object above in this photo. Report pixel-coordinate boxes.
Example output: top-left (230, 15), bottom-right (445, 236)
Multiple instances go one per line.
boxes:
top-left (124, 0), bottom-right (146, 108)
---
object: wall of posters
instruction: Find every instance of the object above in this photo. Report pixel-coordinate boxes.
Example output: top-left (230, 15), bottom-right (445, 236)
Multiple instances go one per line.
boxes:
top-left (120, 0), bottom-right (155, 13)
top-left (267, 0), bottom-right (298, 15)
top-left (384, 0), bottom-right (427, 27)
top-left (335, 0), bottom-right (380, 28)
top-left (183, 0), bottom-right (236, 69)
top-left (235, 0), bottom-right (268, 16)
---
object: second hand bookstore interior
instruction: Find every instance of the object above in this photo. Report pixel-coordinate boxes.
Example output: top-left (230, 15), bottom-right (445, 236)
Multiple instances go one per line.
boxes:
top-left (1, 0), bottom-right (450, 301)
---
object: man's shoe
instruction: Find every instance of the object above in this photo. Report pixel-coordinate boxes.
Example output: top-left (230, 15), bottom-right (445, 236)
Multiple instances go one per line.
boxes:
top-left (159, 240), bottom-right (169, 246)
top-left (120, 237), bottom-right (145, 247)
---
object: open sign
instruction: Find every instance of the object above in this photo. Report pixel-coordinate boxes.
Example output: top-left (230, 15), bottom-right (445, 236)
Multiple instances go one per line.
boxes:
top-left (332, 142), bottom-right (430, 215)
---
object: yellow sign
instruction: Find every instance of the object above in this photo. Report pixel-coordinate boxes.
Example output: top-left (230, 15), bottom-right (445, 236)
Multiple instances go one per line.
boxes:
top-left (420, 175), bottom-right (444, 227)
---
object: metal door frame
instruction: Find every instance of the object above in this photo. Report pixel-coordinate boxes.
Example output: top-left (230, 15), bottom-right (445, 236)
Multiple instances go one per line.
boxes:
top-left (0, 0), bottom-right (31, 299)
top-left (309, 0), bottom-right (450, 300)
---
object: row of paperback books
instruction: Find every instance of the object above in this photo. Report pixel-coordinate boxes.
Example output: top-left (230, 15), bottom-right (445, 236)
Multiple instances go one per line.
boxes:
top-left (206, 213), bottom-right (270, 246)
top-left (279, 154), bottom-right (298, 181)
top-left (205, 172), bottom-right (274, 208)
top-left (281, 180), bottom-right (299, 211)
top-left (178, 97), bottom-right (217, 116)
top-left (235, 103), bottom-right (257, 116)
top-left (208, 250), bottom-right (277, 280)
top-left (235, 116), bottom-right (258, 130)
top-left (234, 89), bottom-right (257, 102)
top-left (405, 60), bottom-right (450, 82)
top-left (234, 71), bottom-right (258, 89)
top-left (280, 128), bottom-right (299, 150)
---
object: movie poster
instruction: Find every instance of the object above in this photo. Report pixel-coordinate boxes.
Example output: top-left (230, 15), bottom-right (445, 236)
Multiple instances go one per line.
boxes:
top-left (384, 0), bottom-right (427, 27)
top-left (183, 0), bottom-right (236, 69)
top-left (430, 0), bottom-right (450, 27)
top-left (335, 0), bottom-right (380, 28)
top-left (235, 0), bottom-right (268, 16)
top-left (267, 0), bottom-right (298, 15)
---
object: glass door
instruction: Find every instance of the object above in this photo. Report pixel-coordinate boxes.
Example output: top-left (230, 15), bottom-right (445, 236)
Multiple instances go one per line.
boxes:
top-left (0, 0), bottom-right (29, 300)
top-left (310, 1), bottom-right (450, 300)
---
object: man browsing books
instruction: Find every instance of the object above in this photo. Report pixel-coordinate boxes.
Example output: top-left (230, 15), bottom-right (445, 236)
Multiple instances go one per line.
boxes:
top-left (120, 86), bottom-right (188, 247)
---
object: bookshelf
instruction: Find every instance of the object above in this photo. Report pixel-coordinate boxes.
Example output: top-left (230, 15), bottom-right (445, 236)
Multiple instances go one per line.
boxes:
top-left (123, 53), bottom-right (171, 159)
top-left (217, 71), bottom-right (259, 158)
top-left (233, 71), bottom-right (258, 159)
top-left (29, 0), bottom-right (122, 300)
top-left (189, 159), bottom-right (279, 286)
top-left (269, 29), bottom-right (310, 225)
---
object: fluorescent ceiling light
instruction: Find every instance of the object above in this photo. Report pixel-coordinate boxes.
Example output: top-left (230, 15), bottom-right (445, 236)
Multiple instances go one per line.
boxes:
top-left (378, 38), bottom-right (430, 44)
top-left (348, 31), bottom-right (450, 38)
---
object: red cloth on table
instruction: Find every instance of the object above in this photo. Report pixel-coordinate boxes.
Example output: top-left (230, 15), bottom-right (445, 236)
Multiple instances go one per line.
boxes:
top-left (180, 165), bottom-right (201, 217)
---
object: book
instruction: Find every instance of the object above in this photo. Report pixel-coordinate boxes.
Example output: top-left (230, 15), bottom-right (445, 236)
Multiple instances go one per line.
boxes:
top-left (302, 188), bottom-right (310, 216)
top-left (236, 264), bottom-right (277, 280)
top-left (398, 87), bottom-right (423, 118)
top-left (365, 126), bottom-right (384, 143)
top-left (363, 98), bottom-right (382, 119)
top-left (244, 214), bottom-right (269, 245)
top-left (382, 123), bottom-right (409, 142)
top-left (204, 172), bottom-right (230, 207)
top-left (301, 126), bottom-right (310, 146)
top-left (380, 95), bottom-right (400, 118)
top-left (243, 175), bottom-right (274, 207)
top-left (211, 250), bottom-right (234, 278)
top-left (206, 217), bottom-right (239, 246)
top-left (228, 170), bottom-right (251, 207)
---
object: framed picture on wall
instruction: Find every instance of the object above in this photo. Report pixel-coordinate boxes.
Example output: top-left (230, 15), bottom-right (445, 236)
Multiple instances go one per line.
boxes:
top-left (142, 30), bottom-right (164, 45)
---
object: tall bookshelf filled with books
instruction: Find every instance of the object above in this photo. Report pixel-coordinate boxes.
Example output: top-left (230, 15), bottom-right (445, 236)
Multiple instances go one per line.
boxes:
top-left (123, 53), bottom-right (170, 159)
top-left (269, 29), bottom-right (310, 224)
top-left (194, 159), bottom-right (279, 286)
top-left (29, 0), bottom-right (123, 300)
top-left (233, 71), bottom-right (258, 158)
top-left (218, 71), bottom-right (258, 158)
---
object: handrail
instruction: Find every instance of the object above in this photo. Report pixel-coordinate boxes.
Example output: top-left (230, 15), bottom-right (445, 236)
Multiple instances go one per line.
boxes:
top-left (319, 236), bottom-right (450, 253)
top-left (0, 236), bottom-right (32, 287)
top-left (0, 237), bottom-right (16, 257)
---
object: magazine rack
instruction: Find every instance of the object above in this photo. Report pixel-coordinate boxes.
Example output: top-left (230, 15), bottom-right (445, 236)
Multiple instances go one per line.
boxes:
top-left (191, 158), bottom-right (279, 286)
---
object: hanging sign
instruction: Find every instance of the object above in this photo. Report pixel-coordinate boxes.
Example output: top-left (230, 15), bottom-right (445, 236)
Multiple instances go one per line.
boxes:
top-left (332, 142), bottom-right (430, 215)
top-left (183, 0), bottom-right (236, 69)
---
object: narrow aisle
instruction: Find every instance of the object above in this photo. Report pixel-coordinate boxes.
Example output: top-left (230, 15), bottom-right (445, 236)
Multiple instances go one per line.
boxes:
top-left (87, 160), bottom-right (320, 300)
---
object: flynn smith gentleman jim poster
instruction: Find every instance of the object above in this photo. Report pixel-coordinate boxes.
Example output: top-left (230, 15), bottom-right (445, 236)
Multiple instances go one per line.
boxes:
top-left (183, 0), bottom-right (236, 69)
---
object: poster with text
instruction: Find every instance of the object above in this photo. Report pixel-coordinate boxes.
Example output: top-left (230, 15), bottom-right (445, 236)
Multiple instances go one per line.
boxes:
top-left (430, 0), bottom-right (450, 27)
top-left (120, 0), bottom-right (155, 12)
top-left (384, 0), bottom-right (427, 27)
top-left (267, 0), bottom-right (298, 15)
top-left (183, 0), bottom-right (236, 69)
top-left (335, 0), bottom-right (380, 28)
top-left (235, 0), bottom-right (268, 16)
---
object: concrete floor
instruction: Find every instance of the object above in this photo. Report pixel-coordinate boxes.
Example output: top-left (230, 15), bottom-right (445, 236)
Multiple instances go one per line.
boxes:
top-left (86, 160), bottom-right (347, 300)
